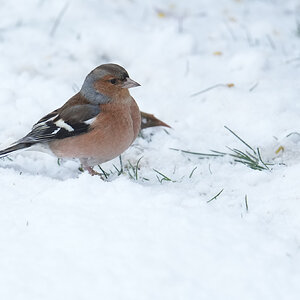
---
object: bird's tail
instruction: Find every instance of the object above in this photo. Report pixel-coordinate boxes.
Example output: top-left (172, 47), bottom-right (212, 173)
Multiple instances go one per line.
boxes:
top-left (0, 143), bottom-right (31, 157)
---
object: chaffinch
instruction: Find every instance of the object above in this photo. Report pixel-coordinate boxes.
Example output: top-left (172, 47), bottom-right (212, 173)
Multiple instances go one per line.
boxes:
top-left (0, 63), bottom-right (143, 176)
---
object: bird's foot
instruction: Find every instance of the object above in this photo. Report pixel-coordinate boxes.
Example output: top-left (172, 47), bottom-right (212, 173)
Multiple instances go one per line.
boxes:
top-left (86, 166), bottom-right (104, 179)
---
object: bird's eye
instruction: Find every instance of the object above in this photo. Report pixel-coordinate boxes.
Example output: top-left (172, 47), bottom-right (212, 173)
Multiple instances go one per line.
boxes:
top-left (110, 79), bottom-right (117, 84)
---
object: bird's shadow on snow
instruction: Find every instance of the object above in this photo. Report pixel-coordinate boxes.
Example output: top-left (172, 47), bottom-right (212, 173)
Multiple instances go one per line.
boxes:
top-left (0, 152), bottom-right (81, 180)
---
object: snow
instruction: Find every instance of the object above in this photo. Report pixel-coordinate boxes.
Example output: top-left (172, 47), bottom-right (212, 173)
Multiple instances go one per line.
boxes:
top-left (0, 0), bottom-right (300, 299)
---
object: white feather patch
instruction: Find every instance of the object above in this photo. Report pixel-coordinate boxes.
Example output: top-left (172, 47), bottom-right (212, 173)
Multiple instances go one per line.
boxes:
top-left (52, 128), bottom-right (60, 135)
top-left (33, 115), bottom-right (58, 129)
top-left (54, 119), bottom-right (74, 132)
top-left (84, 117), bottom-right (96, 125)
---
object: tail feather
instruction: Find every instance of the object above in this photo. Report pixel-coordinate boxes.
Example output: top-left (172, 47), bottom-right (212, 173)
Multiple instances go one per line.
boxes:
top-left (140, 111), bottom-right (171, 130)
top-left (0, 143), bottom-right (32, 157)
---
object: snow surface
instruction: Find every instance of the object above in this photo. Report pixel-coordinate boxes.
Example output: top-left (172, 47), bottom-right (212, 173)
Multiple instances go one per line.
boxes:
top-left (0, 0), bottom-right (300, 299)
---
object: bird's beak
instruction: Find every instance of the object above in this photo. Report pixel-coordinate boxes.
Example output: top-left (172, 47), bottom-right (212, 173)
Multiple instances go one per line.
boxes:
top-left (121, 77), bottom-right (141, 89)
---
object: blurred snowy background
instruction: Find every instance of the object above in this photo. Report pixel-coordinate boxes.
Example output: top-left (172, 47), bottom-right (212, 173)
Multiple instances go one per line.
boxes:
top-left (0, 0), bottom-right (300, 299)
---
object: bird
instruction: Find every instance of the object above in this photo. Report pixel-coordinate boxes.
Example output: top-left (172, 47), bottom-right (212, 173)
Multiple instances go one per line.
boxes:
top-left (0, 63), bottom-right (142, 176)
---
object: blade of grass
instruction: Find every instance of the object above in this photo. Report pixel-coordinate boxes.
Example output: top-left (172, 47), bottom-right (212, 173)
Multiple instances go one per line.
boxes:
top-left (245, 195), bottom-right (249, 212)
top-left (190, 83), bottom-right (234, 97)
top-left (135, 156), bottom-right (143, 180)
top-left (153, 169), bottom-right (172, 182)
top-left (170, 148), bottom-right (222, 157)
top-left (207, 189), bottom-right (224, 203)
top-left (257, 148), bottom-right (270, 170)
top-left (224, 126), bottom-right (256, 153)
top-left (127, 161), bottom-right (135, 179)
top-left (210, 150), bottom-right (227, 155)
top-left (190, 84), bottom-right (225, 97)
top-left (50, 3), bottom-right (69, 37)
top-left (189, 166), bottom-right (197, 178)
top-left (119, 155), bottom-right (123, 173)
top-left (98, 165), bottom-right (109, 179)
top-left (249, 82), bottom-right (259, 92)
top-left (113, 164), bottom-right (121, 174)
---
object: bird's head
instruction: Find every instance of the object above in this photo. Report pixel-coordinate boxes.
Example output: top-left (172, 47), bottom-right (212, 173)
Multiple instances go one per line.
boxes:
top-left (80, 64), bottom-right (140, 104)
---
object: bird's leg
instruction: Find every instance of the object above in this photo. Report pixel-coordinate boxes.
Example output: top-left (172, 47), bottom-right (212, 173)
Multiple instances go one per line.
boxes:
top-left (80, 158), bottom-right (104, 179)
top-left (86, 166), bottom-right (103, 178)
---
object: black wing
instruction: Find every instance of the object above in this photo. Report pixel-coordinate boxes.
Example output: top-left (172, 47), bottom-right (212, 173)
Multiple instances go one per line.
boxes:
top-left (18, 104), bottom-right (100, 144)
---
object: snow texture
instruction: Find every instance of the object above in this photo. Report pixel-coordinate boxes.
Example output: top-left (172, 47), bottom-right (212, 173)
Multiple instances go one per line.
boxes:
top-left (0, 0), bottom-right (300, 299)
